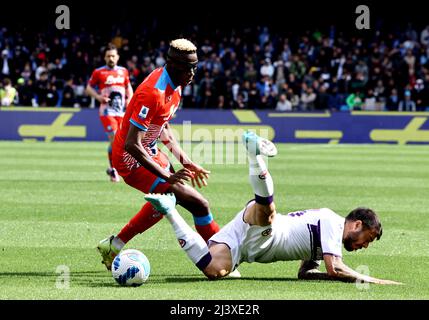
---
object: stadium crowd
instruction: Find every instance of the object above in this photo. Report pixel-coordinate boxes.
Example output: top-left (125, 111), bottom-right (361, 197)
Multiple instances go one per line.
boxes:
top-left (1, 23), bottom-right (429, 111)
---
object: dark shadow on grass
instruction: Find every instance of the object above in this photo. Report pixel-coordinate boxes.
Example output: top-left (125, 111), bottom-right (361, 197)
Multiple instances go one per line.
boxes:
top-left (0, 271), bottom-right (108, 278)
top-left (233, 276), bottom-right (300, 282)
top-left (0, 271), bottom-right (301, 288)
top-left (163, 275), bottom-right (300, 283)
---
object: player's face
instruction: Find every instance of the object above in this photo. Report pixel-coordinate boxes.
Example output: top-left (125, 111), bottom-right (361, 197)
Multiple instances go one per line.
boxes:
top-left (105, 50), bottom-right (119, 68)
top-left (171, 52), bottom-right (198, 87)
top-left (344, 225), bottom-right (377, 252)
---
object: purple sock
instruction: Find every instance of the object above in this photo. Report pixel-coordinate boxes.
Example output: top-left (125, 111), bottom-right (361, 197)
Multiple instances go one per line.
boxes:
top-left (255, 194), bottom-right (274, 205)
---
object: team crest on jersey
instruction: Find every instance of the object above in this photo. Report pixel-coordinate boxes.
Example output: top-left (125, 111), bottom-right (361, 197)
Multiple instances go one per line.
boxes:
top-left (258, 171), bottom-right (268, 180)
top-left (261, 228), bottom-right (272, 236)
top-left (179, 239), bottom-right (186, 248)
top-left (138, 106), bottom-right (149, 119)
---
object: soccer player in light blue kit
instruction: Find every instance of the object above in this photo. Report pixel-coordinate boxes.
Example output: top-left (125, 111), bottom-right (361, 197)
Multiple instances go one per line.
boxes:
top-left (145, 131), bottom-right (402, 285)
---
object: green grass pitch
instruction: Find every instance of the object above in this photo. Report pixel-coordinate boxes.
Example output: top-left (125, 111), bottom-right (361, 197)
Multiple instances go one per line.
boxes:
top-left (0, 141), bottom-right (428, 300)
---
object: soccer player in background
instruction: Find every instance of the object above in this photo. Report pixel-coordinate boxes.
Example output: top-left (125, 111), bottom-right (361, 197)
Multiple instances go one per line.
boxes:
top-left (86, 43), bottom-right (133, 182)
top-left (144, 131), bottom-right (402, 285)
top-left (97, 39), bottom-right (221, 271)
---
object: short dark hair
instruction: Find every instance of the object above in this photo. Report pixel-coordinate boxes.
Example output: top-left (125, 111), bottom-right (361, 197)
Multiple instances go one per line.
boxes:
top-left (104, 43), bottom-right (118, 55)
top-left (345, 207), bottom-right (383, 240)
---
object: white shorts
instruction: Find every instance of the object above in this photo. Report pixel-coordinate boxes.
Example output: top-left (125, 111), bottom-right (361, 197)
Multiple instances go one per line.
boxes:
top-left (208, 200), bottom-right (275, 269)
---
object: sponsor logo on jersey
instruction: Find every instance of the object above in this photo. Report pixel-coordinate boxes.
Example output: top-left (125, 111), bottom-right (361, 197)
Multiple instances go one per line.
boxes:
top-left (261, 228), bottom-right (272, 236)
top-left (179, 239), bottom-right (186, 248)
top-left (105, 75), bottom-right (125, 85)
top-left (138, 106), bottom-right (149, 119)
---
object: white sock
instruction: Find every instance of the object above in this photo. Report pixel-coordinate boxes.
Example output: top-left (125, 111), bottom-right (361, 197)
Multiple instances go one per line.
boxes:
top-left (248, 155), bottom-right (274, 201)
top-left (112, 236), bottom-right (125, 252)
top-left (164, 208), bottom-right (211, 270)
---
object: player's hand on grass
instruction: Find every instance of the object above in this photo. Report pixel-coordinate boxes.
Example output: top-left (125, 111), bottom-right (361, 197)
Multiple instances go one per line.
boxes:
top-left (374, 279), bottom-right (404, 285)
top-left (167, 168), bottom-right (194, 185)
top-left (183, 163), bottom-right (210, 188)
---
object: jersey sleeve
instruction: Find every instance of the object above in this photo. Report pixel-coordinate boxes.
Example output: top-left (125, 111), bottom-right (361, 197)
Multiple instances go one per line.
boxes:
top-left (319, 210), bottom-right (344, 258)
top-left (88, 70), bottom-right (99, 87)
top-left (129, 89), bottom-right (158, 131)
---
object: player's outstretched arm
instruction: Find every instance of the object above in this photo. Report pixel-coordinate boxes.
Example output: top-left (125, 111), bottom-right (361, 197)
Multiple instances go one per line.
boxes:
top-left (322, 254), bottom-right (403, 285)
top-left (160, 123), bottom-right (210, 188)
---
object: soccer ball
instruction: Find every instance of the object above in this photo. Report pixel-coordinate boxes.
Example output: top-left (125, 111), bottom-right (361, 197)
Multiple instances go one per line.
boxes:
top-left (111, 249), bottom-right (151, 286)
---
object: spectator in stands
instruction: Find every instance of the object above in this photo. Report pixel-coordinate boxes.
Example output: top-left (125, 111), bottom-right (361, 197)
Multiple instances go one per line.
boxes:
top-left (61, 79), bottom-right (76, 107)
top-left (316, 84), bottom-right (330, 110)
top-left (20, 62), bottom-right (32, 82)
top-left (420, 25), bottom-right (429, 47)
top-left (1, 21), bottom-right (429, 112)
top-left (373, 80), bottom-right (386, 105)
top-left (287, 88), bottom-right (300, 111)
top-left (275, 93), bottom-right (292, 111)
top-left (300, 84), bottom-right (317, 111)
top-left (0, 78), bottom-right (17, 106)
top-left (233, 92), bottom-right (247, 109)
top-left (1, 49), bottom-right (11, 79)
top-left (399, 90), bottom-right (416, 111)
top-left (34, 71), bottom-right (49, 106)
top-left (35, 61), bottom-right (48, 81)
top-left (412, 79), bottom-right (429, 111)
top-left (45, 83), bottom-right (59, 107)
top-left (289, 55), bottom-right (306, 80)
top-left (260, 58), bottom-right (274, 78)
top-left (386, 88), bottom-right (400, 111)
top-left (363, 89), bottom-right (377, 111)
top-left (346, 90), bottom-right (364, 110)
top-left (328, 86), bottom-right (344, 111)
top-left (17, 79), bottom-right (35, 106)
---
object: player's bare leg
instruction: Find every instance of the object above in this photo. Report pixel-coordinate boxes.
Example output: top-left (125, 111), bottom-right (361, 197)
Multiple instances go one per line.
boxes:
top-left (166, 174), bottom-right (220, 242)
top-left (106, 133), bottom-right (120, 182)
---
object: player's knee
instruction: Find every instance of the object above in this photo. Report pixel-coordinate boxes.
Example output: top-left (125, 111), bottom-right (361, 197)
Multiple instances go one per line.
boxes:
top-left (203, 266), bottom-right (228, 280)
top-left (198, 197), bottom-right (210, 212)
top-left (191, 194), bottom-right (210, 213)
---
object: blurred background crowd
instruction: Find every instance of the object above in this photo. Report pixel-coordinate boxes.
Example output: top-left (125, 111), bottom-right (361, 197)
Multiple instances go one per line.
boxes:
top-left (1, 2), bottom-right (429, 112)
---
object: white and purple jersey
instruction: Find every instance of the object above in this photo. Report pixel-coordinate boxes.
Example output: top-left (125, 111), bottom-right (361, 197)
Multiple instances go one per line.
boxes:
top-left (256, 208), bottom-right (345, 263)
top-left (210, 205), bottom-right (345, 268)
